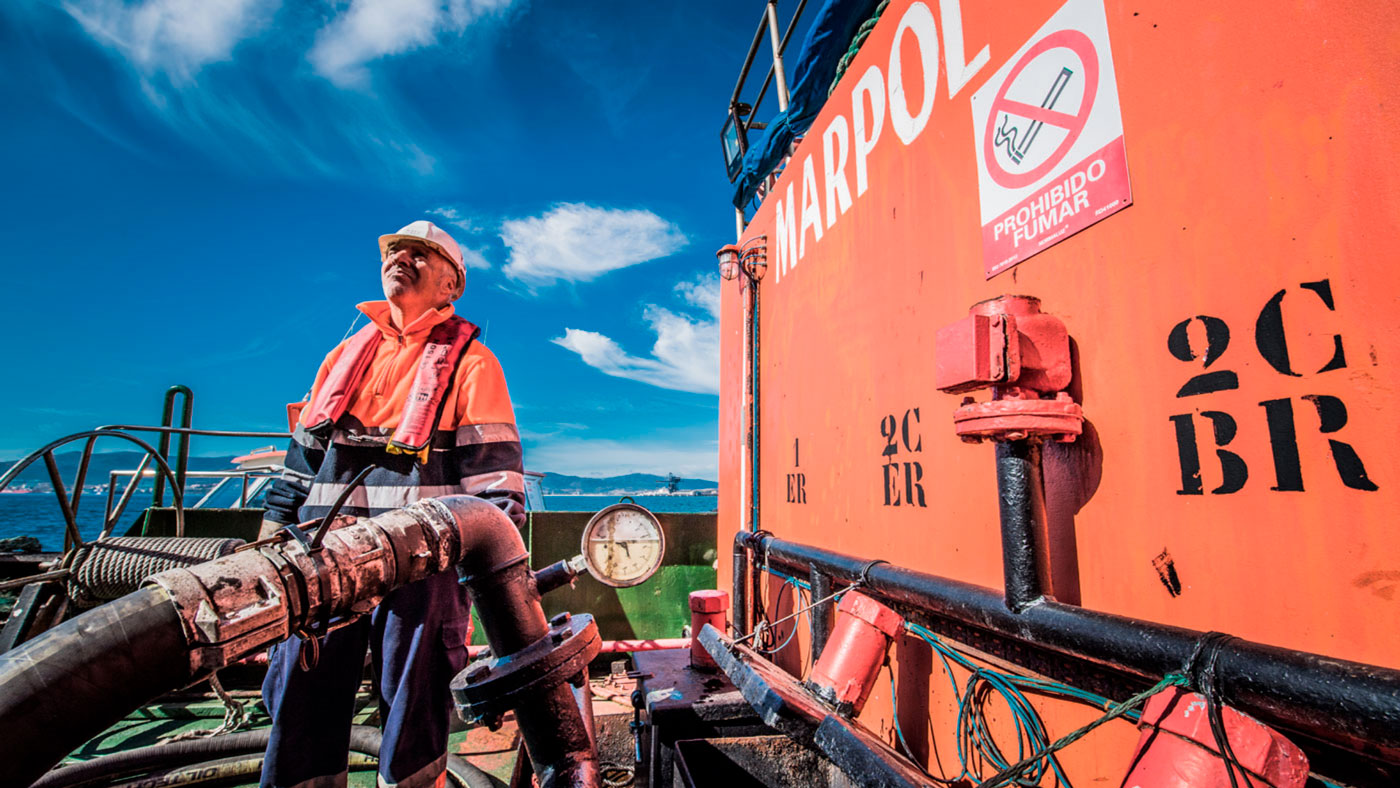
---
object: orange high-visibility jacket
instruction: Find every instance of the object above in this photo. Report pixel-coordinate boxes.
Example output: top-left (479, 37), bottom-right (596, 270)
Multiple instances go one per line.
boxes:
top-left (264, 301), bottom-right (525, 526)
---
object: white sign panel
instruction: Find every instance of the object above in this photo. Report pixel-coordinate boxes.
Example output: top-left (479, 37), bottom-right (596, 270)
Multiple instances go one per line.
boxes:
top-left (969, 0), bottom-right (1132, 278)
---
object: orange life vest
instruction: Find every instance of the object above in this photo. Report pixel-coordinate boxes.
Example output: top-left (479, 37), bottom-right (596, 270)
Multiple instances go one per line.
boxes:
top-left (301, 316), bottom-right (479, 454)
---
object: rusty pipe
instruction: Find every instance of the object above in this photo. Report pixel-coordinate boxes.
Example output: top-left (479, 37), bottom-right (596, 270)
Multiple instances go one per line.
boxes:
top-left (732, 533), bottom-right (750, 637)
top-left (1, 497), bottom-right (475, 787)
top-left (0, 496), bottom-right (599, 788)
top-left (437, 497), bottom-right (598, 788)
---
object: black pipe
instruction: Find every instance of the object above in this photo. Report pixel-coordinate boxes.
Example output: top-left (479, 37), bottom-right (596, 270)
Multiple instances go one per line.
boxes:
top-left (31, 726), bottom-right (493, 788)
top-left (732, 535), bottom-right (750, 637)
top-left (534, 559), bottom-right (579, 596)
top-left (809, 567), bottom-right (834, 661)
top-left (995, 439), bottom-right (1052, 611)
top-left (749, 533), bottom-right (1400, 766)
top-left (0, 587), bottom-right (192, 788)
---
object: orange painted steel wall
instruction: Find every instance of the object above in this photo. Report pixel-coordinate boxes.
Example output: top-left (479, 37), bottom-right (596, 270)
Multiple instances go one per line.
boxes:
top-left (718, 0), bottom-right (1400, 779)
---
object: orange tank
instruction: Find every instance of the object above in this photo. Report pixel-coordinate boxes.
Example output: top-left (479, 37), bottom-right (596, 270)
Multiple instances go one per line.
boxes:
top-left (716, 1), bottom-right (1400, 784)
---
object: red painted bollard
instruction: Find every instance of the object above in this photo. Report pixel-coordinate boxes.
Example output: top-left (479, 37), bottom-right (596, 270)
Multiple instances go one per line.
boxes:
top-left (805, 591), bottom-right (903, 716)
top-left (1119, 687), bottom-right (1308, 788)
top-left (689, 589), bottom-right (729, 671)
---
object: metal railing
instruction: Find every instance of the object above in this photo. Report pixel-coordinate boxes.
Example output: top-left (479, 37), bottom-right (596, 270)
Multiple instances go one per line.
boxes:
top-left (0, 423), bottom-right (290, 547)
top-left (729, 0), bottom-right (809, 139)
top-left (724, 0), bottom-right (811, 232)
top-left (101, 468), bottom-right (281, 540)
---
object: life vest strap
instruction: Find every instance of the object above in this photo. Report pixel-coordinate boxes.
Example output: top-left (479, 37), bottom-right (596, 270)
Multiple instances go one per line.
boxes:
top-left (301, 316), bottom-right (479, 457)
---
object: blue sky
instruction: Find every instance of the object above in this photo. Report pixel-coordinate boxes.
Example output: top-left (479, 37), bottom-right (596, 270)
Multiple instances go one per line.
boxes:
top-left (0, 0), bottom-right (794, 477)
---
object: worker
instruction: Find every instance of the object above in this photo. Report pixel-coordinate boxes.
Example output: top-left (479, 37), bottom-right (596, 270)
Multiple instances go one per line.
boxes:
top-left (257, 220), bottom-right (526, 788)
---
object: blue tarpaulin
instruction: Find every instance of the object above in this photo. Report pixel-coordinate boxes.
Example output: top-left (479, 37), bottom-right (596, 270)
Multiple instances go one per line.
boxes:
top-left (731, 0), bottom-right (882, 210)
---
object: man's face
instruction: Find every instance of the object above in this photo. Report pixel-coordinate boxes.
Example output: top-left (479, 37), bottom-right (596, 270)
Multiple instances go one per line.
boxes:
top-left (381, 240), bottom-right (461, 311)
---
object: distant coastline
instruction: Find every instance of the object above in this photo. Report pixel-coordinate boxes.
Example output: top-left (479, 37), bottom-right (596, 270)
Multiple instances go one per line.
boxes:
top-left (1, 450), bottom-right (719, 498)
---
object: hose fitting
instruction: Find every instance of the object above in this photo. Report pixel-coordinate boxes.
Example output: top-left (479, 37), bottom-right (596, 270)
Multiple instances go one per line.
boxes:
top-left (146, 498), bottom-right (470, 676)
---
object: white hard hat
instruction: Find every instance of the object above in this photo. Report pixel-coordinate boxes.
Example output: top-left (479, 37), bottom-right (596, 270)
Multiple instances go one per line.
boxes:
top-left (378, 220), bottom-right (466, 285)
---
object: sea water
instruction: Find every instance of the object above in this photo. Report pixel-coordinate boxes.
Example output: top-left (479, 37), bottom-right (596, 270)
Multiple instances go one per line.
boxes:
top-left (0, 493), bottom-right (718, 552)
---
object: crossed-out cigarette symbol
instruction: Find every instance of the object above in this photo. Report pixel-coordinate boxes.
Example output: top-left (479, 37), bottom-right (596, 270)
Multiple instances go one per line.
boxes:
top-left (994, 67), bottom-right (1075, 165)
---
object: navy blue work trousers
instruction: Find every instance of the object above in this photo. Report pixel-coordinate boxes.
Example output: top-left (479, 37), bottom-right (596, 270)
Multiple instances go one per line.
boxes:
top-left (260, 571), bottom-right (473, 788)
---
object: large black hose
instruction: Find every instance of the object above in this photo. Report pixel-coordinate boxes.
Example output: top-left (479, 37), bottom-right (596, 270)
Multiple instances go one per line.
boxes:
top-left (0, 496), bottom-right (586, 787)
top-left (31, 730), bottom-right (274, 788)
top-left (0, 586), bottom-right (191, 788)
top-left (103, 754), bottom-right (375, 788)
top-left (33, 726), bottom-right (494, 788)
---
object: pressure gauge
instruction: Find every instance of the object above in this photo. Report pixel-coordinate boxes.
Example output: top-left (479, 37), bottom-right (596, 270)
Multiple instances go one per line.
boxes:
top-left (580, 502), bottom-right (666, 588)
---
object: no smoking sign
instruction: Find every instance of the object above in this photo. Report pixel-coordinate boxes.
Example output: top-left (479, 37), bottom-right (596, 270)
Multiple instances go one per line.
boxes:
top-left (970, 0), bottom-right (1132, 278)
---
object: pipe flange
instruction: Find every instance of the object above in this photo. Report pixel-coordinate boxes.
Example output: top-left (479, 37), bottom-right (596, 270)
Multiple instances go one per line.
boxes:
top-left (450, 613), bottom-right (600, 723)
top-left (952, 393), bottom-right (1083, 443)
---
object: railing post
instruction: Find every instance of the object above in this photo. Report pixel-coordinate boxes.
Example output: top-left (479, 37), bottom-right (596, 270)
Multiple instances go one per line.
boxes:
top-left (765, 1), bottom-right (791, 111)
top-left (151, 385), bottom-right (193, 509)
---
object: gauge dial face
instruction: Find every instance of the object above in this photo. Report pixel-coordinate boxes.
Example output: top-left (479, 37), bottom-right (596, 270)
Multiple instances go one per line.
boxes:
top-left (581, 503), bottom-right (665, 588)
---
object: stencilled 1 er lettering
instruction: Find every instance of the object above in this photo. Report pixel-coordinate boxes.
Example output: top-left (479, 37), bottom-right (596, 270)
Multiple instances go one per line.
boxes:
top-left (786, 438), bottom-right (807, 504)
top-left (1168, 278), bottom-right (1378, 495)
top-left (880, 408), bottom-right (926, 507)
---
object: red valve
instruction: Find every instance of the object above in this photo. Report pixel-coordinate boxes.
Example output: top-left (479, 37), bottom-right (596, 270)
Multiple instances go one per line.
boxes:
top-left (1120, 687), bottom-right (1309, 788)
top-left (689, 589), bottom-right (729, 671)
top-left (934, 295), bottom-right (1083, 443)
top-left (805, 592), bottom-right (903, 716)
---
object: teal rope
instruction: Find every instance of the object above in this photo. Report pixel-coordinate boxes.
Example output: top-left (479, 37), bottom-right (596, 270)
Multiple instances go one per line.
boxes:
top-left (760, 565), bottom-right (812, 591)
top-left (887, 660), bottom-right (961, 786)
top-left (755, 588), bottom-right (1336, 787)
top-left (975, 672), bottom-right (1189, 788)
top-left (828, 0), bottom-right (891, 97)
top-left (902, 622), bottom-right (1180, 787)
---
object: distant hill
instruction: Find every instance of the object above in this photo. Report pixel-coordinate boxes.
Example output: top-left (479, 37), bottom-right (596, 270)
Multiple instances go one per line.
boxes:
top-left (537, 473), bottom-right (717, 495)
top-left (1, 450), bottom-right (716, 497)
top-left (1, 450), bottom-right (242, 487)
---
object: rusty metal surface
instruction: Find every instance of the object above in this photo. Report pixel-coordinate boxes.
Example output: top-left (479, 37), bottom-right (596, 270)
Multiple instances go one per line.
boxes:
top-left (139, 495), bottom-right (602, 786)
top-left (673, 735), bottom-right (847, 788)
top-left (145, 496), bottom-right (480, 675)
top-left (452, 718), bottom-right (523, 785)
top-left (698, 625), bottom-right (932, 788)
top-left (635, 647), bottom-right (767, 788)
top-left (814, 715), bottom-right (937, 788)
top-left (696, 624), bottom-right (829, 742)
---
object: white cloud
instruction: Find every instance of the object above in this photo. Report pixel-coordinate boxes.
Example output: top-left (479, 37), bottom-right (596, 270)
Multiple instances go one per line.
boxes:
top-left (430, 205), bottom-right (484, 234)
top-left (460, 247), bottom-right (491, 270)
top-left (673, 275), bottom-right (720, 318)
top-left (65, 0), bottom-right (278, 82)
top-left (429, 206), bottom-right (492, 268)
top-left (524, 437), bottom-right (717, 478)
top-left (501, 203), bottom-right (687, 285)
top-left (310, 0), bottom-right (514, 88)
top-left (48, 0), bottom-right (446, 179)
top-left (553, 278), bottom-right (719, 394)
